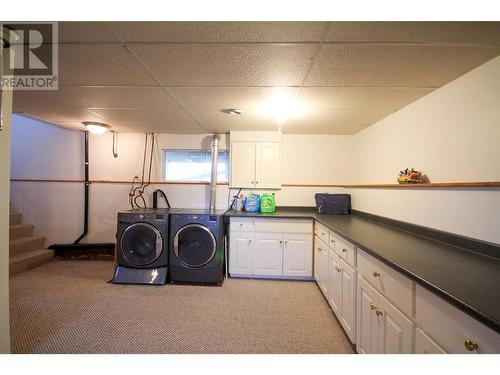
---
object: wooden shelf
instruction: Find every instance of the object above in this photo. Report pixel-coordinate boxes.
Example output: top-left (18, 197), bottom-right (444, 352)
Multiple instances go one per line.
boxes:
top-left (345, 181), bottom-right (500, 188)
top-left (283, 181), bottom-right (500, 188)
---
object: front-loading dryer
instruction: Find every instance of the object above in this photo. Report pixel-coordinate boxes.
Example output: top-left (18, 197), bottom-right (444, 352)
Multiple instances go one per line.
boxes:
top-left (112, 208), bottom-right (170, 285)
top-left (169, 209), bottom-right (226, 285)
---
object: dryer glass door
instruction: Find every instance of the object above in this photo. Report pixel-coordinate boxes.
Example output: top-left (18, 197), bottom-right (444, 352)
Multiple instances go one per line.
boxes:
top-left (120, 223), bottom-right (163, 266)
top-left (173, 224), bottom-right (217, 268)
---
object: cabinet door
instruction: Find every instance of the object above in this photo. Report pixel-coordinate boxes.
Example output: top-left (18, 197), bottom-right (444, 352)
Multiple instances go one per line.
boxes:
top-left (379, 293), bottom-right (415, 354)
top-left (255, 142), bottom-right (281, 188)
top-left (339, 259), bottom-right (356, 344)
top-left (328, 251), bottom-right (342, 317)
top-left (314, 242), bottom-right (321, 283)
top-left (229, 232), bottom-right (254, 276)
top-left (230, 141), bottom-right (256, 188)
top-left (356, 276), bottom-right (380, 354)
top-left (283, 233), bottom-right (312, 277)
top-left (254, 232), bottom-right (283, 276)
top-left (314, 241), bottom-right (329, 296)
top-left (415, 328), bottom-right (447, 354)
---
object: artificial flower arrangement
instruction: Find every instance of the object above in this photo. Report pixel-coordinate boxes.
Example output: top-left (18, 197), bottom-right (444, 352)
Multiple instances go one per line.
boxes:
top-left (397, 168), bottom-right (423, 184)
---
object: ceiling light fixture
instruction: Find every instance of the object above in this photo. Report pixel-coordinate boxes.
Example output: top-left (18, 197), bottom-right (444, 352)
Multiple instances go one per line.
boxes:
top-left (221, 108), bottom-right (243, 115)
top-left (258, 90), bottom-right (307, 126)
top-left (83, 121), bottom-right (110, 135)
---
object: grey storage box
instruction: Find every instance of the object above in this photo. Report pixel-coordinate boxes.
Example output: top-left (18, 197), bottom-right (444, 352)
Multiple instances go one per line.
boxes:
top-left (314, 193), bottom-right (351, 215)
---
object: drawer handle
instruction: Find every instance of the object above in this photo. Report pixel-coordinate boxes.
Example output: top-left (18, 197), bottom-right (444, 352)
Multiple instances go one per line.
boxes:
top-left (375, 308), bottom-right (383, 317)
top-left (464, 339), bottom-right (479, 351)
top-left (248, 239), bottom-right (252, 243)
top-left (335, 266), bottom-right (342, 273)
top-left (373, 272), bottom-right (381, 278)
top-left (331, 239), bottom-right (335, 244)
top-left (370, 303), bottom-right (376, 310)
top-left (342, 248), bottom-right (348, 253)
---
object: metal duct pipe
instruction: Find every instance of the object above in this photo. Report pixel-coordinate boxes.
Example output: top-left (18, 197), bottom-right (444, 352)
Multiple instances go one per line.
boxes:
top-left (209, 134), bottom-right (220, 212)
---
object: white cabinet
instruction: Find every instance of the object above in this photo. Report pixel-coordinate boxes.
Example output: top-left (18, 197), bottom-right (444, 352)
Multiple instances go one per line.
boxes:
top-left (356, 275), bottom-right (414, 354)
top-left (415, 284), bottom-right (500, 354)
top-left (283, 233), bottom-right (313, 277)
top-left (254, 232), bottom-right (283, 276)
top-left (328, 250), bottom-right (342, 317)
top-left (230, 141), bottom-right (281, 189)
top-left (314, 239), bottom-right (329, 295)
top-left (228, 232), bottom-right (254, 275)
top-left (230, 141), bottom-right (255, 188)
top-left (339, 257), bottom-right (356, 342)
top-left (357, 274), bottom-right (380, 354)
top-left (255, 142), bottom-right (281, 189)
top-left (415, 328), bottom-right (447, 354)
top-left (229, 218), bottom-right (312, 279)
top-left (327, 249), bottom-right (356, 342)
top-left (357, 248), bottom-right (413, 317)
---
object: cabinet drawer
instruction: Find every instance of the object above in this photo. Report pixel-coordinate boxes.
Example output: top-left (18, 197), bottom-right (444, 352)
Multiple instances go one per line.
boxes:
top-left (230, 217), bottom-right (254, 232)
top-left (314, 221), bottom-right (330, 244)
top-left (415, 328), bottom-right (447, 354)
top-left (255, 218), bottom-right (312, 234)
top-left (415, 285), bottom-right (500, 354)
top-left (330, 230), bottom-right (356, 268)
top-left (357, 248), bottom-right (413, 317)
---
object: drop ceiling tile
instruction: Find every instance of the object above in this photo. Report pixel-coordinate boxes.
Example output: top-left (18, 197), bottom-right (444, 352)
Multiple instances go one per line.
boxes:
top-left (188, 108), bottom-right (282, 133)
top-left (304, 44), bottom-right (500, 87)
top-left (286, 109), bottom-right (389, 128)
top-left (295, 87), bottom-right (434, 110)
top-left (89, 108), bottom-right (201, 133)
top-left (14, 87), bottom-right (179, 109)
top-left (129, 44), bottom-right (317, 86)
top-left (13, 90), bottom-right (66, 110)
top-left (58, 44), bottom-right (158, 86)
top-left (13, 108), bottom-right (108, 123)
top-left (168, 87), bottom-right (293, 110)
top-left (169, 86), bottom-right (434, 112)
top-left (110, 22), bottom-right (329, 43)
top-left (117, 122), bottom-right (205, 133)
top-left (325, 22), bottom-right (500, 45)
top-left (283, 123), bottom-right (368, 135)
top-left (59, 22), bottom-right (120, 43)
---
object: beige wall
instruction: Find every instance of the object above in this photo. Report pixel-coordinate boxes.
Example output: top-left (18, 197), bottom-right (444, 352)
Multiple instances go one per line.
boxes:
top-left (350, 56), bottom-right (500, 244)
top-left (10, 120), bottom-right (351, 243)
top-left (0, 56), bottom-right (12, 353)
top-left (9, 56), bottom-right (500, 246)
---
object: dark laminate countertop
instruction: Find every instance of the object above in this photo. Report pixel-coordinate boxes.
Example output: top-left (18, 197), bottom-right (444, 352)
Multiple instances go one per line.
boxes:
top-left (224, 208), bottom-right (500, 333)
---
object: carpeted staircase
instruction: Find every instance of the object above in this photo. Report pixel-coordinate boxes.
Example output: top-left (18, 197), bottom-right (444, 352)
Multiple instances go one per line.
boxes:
top-left (9, 210), bottom-right (54, 275)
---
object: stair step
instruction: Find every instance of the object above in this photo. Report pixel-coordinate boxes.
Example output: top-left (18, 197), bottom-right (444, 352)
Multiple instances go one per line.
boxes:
top-left (10, 213), bottom-right (23, 226)
top-left (10, 236), bottom-right (46, 256)
top-left (9, 224), bottom-right (35, 240)
top-left (10, 249), bottom-right (54, 275)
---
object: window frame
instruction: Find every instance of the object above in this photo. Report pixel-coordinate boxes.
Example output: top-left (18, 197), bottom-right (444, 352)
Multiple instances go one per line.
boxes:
top-left (161, 148), bottom-right (229, 183)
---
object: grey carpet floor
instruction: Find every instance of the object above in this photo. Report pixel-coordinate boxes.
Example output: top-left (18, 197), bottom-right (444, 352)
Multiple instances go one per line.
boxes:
top-left (9, 259), bottom-right (354, 354)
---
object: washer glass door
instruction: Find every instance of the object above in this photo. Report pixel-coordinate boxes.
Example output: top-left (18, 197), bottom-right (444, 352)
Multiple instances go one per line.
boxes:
top-left (173, 224), bottom-right (217, 268)
top-left (120, 222), bottom-right (163, 266)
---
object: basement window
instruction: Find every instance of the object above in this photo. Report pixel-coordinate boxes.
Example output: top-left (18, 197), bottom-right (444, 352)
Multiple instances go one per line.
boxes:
top-left (163, 150), bottom-right (229, 182)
